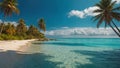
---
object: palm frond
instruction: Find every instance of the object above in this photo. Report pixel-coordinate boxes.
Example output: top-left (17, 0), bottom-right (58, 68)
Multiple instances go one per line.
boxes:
top-left (111, 12), bottom-right (120, 21)
top-left (93, 9), bottom-right (103, 13)
top-left (111, 1), bottom-right (116, 7)
top-left (95, 4), bottom-right (103, 9)
top-left (97, 15), bottom-right (104, 28)
top-left (38, 18), bottom-right (46, 32)
top-left (92, 14), bottom-right (103, 22)
top-left (0, 0), bottom-right (19, 17)
top-left (112, 6), bottom-right (120, 11)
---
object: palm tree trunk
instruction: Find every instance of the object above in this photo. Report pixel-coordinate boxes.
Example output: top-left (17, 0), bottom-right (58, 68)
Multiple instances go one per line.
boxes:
top-left (112, 20), bottom-right (120, 34)
top-left (109, 24), bottom-right (120, 37)
top-left (0, 17), bottom-right (5, 35)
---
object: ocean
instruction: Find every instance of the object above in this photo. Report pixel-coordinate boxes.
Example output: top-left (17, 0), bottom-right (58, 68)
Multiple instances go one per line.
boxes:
top-left (8, 38), bottom-right (120, 68)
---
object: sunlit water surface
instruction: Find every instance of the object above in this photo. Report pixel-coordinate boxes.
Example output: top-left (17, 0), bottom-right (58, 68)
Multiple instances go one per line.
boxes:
top-left (16, 38), bottom-right (120, 68)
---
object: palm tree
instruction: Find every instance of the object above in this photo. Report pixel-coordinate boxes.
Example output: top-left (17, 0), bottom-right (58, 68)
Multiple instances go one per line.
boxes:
top-left (0, 23), bottom-right (5, 33)
top-left (27, 25), bottom-right (40, 36)
top-left (11, 24), bottom-right (16, 35)
top-left (38, 18), bottom-right (46, 32)
top-left (16, 19), bottom-right (27, 36)
top-left (5, 23), bottom-right (16, 35)
top-left (93, 0), bottom-right (120, 37)
top-left (27, 25), bottom-right (45, 39)
top-left (0, 0), bottom-right (19, 34)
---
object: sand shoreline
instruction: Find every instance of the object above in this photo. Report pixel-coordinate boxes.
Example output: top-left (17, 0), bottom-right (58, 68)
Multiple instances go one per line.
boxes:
top-left (0, 39), bottom-right (36, 51)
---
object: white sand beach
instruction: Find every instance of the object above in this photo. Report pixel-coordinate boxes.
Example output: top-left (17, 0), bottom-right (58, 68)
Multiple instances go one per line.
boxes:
top-left (0, 39), bottom-right (36, 51)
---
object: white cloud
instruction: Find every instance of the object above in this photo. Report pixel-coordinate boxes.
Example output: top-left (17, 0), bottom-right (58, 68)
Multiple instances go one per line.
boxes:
top-left (68, 6), bottom-right (99, 18)
top-left (69, 0), bottom-right (120, 19)
top-left (46, 27), bottom-right (118, 37)
top-left (84, 6), bottom-right (99, 16)
top-left (112, 0), bottom-right (120, 4)
top-left (68, 10), bottom-right (85, 18)
top-left (0, 19), bottom-right (18, 26)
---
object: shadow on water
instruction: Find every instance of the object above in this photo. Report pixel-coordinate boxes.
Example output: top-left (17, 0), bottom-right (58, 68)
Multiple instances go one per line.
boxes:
top-left (32, 41), bottom-right (120, 47)
top-left (33, 42), bottom-right (88, 46)
top-left (72, 49), bottom-right (120, 68)
top-left (0, 50), bottom-right (62, 68)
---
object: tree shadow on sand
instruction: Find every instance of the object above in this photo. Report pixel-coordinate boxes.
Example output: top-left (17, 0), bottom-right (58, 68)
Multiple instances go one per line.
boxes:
top-left (72, 49), bottom-right (120, 68)
top-left (0, 50), bottom-right (62, 68)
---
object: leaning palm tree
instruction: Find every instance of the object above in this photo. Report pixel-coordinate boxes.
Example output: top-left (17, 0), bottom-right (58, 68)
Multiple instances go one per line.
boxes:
top-left (92, 0), bottom-right (120, 37)
top-left (0, 0), bottom-right (19, 34)
top-left (38, 18), bottom-right (46, 32)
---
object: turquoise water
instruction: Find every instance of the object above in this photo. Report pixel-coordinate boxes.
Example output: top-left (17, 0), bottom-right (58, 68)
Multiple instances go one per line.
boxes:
top-left (0, 38), bottom-right (120, 68)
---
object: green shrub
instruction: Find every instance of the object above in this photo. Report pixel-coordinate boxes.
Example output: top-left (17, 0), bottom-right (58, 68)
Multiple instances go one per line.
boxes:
top-left (0, 34), bottom-right (24, 40)
top-left (0, 33), bottom-right (46, 40)
top-left (0, 36), bottom-right (3, 40)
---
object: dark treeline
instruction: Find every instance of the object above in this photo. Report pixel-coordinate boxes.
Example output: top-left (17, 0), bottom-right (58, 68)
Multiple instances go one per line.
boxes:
top-left (0, 18), bottom-right (46, 40)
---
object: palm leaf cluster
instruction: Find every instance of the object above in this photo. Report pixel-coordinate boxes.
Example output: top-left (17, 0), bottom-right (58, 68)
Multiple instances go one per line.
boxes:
top-left (16, 19), bottom-right (27, 36)
top-left (38, 18), bottom-right (46, 32)
top-left (0, 0), bottom-right (19, 17)
top-left (4, 23), bottom-right (16, 35)
top-left (0, 19), bottom-right (45, 40)
top-left (93, 0), bottom-right (120, 37)
top-left (0, 0), bottom-right (19, 35)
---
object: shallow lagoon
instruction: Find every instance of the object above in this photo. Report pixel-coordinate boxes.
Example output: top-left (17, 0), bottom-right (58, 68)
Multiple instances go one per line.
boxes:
top-left (23, 38), bottom-right (120, 68)
top-left (0, 38), bottom-right (120, 68)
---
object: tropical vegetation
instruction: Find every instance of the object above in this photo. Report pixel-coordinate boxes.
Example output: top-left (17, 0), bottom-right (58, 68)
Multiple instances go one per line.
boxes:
top-left (0, 19), bottom-right (45, 40)
top-left (93, 0), bottom-right (120, 37)
top-left (38, 18), bottom-right (46, 32)
top-left (0, 0), bottom-right (46, 40)
top-left (0, 0), bottom-right (19, 35)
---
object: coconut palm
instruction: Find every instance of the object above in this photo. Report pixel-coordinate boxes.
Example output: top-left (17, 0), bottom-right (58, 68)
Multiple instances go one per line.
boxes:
top-left (0, 0), bottom-right (19, 34)
top-left (27, 25), bottom-right (40, 37)
top-left (16, 19), bottom-right (27, 36)
top-left (38, 18), bottom-right (46, 32)
top-left (92, 0), bottom-right (120, 37)
top-left (5, 23), bottom-right (16, 35)
top-left (0, 23), bottom-right (5, 33)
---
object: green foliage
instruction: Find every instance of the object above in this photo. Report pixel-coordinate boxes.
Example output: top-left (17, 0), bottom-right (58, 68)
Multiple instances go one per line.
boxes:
top-left (0, 0), bottom-right (46, 40)
top-left (0, 34), bottom-right (17, 40)
top-left (26, 25), bottom-right (45, 39)
top-left (0, 0), bottom-right (19, 17)
top-left (0, 0), bottom-right (20, 35)
top-left (0, 33), bottom-right (44, 40)
top-left (0, 23), bottom-right (5, 33)
top-left (4, 23), bottom-right (16, 35)
top-left (16, 19), bottom-right (27, 36)
top-left (0, 36), bottom-right (3, 40)
top-left (38, 18), bottom-right (46, 32)
top-left (93, 0), bottom-right (120, 37)
top-left (0, 18), bottom-right (46, 40)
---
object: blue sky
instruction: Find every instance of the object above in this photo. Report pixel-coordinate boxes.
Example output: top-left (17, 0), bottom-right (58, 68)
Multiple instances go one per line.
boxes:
top-left (17, 0), bottom-right (98, 30)
top-left (1, 0), bottom-right (101, 30)
top-left (1, 0), bottom-right (120, 30)
top-left (0, 0), bottom-right (120, 37)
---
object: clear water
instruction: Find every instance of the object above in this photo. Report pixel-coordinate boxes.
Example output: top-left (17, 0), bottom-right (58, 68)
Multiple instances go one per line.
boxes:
top-left (1, 38), bottom-right (120, 68)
